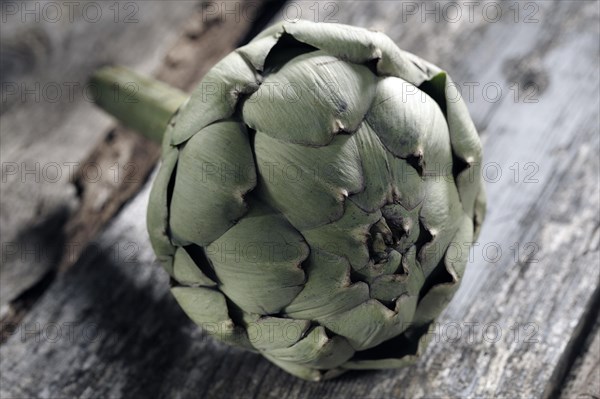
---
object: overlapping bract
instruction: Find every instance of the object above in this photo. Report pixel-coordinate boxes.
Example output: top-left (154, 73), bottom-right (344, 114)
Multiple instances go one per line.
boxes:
top-left (147, 20), bottom-right (486, 381)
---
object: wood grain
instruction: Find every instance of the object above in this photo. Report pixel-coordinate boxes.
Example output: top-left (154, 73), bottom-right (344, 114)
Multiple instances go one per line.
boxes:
top-left (0, 0), bottom-right (198, 312)
top-left (0, 0), bottom-right (273, 321)
top-left (1, 0), bottom-right (598, 397)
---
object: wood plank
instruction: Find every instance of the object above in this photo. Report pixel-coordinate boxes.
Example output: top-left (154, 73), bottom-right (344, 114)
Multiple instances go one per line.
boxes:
top-left (0, 0), bottom-right (274, 327)
top-left (1, 0), bottom-right (599, 397)
top-left (0, 0), bottom-right (199, 312)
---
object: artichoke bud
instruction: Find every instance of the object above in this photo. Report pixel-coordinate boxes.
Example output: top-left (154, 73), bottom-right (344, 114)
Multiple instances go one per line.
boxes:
top-left (142, 20), bottom-right (486, 381)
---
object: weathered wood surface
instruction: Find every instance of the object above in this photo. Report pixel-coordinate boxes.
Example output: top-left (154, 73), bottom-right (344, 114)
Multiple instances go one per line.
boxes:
top-left (1, 0), bottom-right (599, 398)
top-left (0, 0), bottom-right (273, 329)
top-left (560, 315), bottom-right (600, 399)
top-left (0, 0), bottom-right (198, 312)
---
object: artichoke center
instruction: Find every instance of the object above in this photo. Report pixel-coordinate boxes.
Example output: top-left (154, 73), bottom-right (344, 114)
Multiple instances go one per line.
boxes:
top-left (368, 203), bottom-right (414, 264)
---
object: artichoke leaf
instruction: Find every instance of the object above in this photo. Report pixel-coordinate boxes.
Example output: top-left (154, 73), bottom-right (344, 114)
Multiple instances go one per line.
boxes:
top-left (146, 147), bottom-right (178, 274)
top-left (369, 277), bottom-right (407, 303)
top-left (172, 247), bottom-right (217, 287)
top-left (237, 35), bottom-right (280, 72)
top-left (366, 76), bottom-right (452, 172)
top-left (423, 72), bottom-right (484, 216)
top-left (265, 326), bottom-right (354, 370)
top-left (169, 121), bottom-right (256, 247)
top-left (349, 122), bottom-right (425, 214)
top-left (353, 250), bottom-right (402, 283)
top-left (283, 20), bottom-right (384, 64)
top-left (242, 50), bottom-right (376, 146)
top-left (206, 201), bottom-right (308, 315)
top-left (412, 214), bottom-right (474, 328)
top-left (418, 175), bottom-right (464, 276)
top-left (284, 251), bottom-right (369, 320)
top-left (281, 20), bottom-right (432, 85)
top-left (365, 246), bottom-right (426, 303)
top-left (253, 131), bottom-right (364, 231)
top-left (301, 200), bottom-right (381, 271)
top-left (171, 286), bottom-right (252, 350)
top-left (387, 154), bottom-right (425, 213)
top-left (171, 52), bottom-right (260, 145)
top-left (401, 245), bottom-right (427, 296)
top-left (242, 315), bottom-right (311, 352)
top-left (348, 122), bottom-right (395, 212)
top-left (320, 295), bottom-right (418, 351)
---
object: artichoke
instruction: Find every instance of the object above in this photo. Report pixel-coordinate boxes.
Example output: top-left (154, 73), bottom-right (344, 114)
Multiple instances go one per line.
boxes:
top-left (135, 20), bottom-right (486, 381)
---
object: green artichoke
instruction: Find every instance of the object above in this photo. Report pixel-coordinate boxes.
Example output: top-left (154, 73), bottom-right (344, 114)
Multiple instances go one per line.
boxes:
top-left (146, 20), bottom-right (486, 381)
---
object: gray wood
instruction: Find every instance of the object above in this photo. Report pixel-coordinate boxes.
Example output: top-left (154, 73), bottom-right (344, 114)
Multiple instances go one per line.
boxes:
top-left (1, 0), bottom-right (599, 398)
top-left (0, 0), bottom-right (199, 311)
top-left (0, 0), bottom-right (270, 330)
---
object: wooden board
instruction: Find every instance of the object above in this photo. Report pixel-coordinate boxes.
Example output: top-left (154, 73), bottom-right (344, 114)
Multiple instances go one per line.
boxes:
top-left (1, 0), bottom-right (599, 397)
top-left (0, 0), bottom-right (273, 328)
top-left (0, 0), bottom-right (198, 311)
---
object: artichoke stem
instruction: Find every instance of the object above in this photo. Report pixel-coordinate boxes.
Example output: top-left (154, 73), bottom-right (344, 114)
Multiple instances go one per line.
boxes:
top-left (90, 66), bottom-right (188, 143)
